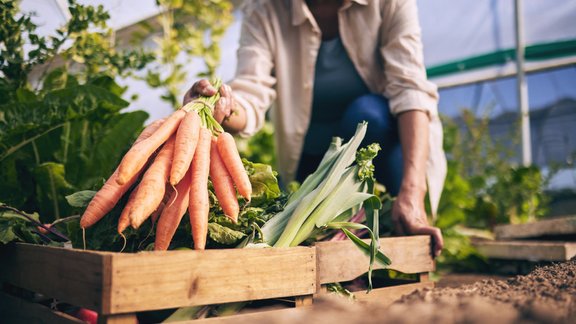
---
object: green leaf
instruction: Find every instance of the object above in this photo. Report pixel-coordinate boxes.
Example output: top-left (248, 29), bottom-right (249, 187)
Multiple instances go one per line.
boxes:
top-left (33, 162), bottom-right (75, 221)
top-left (336, 227), bottom-right (391, 267)
top-left (42, 67), bottom-right (68, 91)
top-left (89, 75), bottom-right (127, 97)
top-left (65, 190), bottom-right (96, 208)
top-left (340, 228), bottom-right (389, 292)
top-left (208, 222), bottom-right (246, 245)
top-left (0, 156), bottom-right (32, 207)
top-left (44, 84), bottom-right (129, 114)
top-left (244, 160), bottom-right (281, 206)
top-left (327, 221), bottom-right (391, 292)
top-left (0, 221), bottom-right (19, 244)
top-left (0, 205), bottom-right (42, 245)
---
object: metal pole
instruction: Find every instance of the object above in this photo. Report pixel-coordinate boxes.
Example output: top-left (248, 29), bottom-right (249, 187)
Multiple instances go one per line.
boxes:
top-left (515, 0), bottom-right (532, 166)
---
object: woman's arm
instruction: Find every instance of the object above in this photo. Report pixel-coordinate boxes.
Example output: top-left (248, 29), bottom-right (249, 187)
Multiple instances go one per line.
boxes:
top-left (393, 110), bottom-right (443, 257)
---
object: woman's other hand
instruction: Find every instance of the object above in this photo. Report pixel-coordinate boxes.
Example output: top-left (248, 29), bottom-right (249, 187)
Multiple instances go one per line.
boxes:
top-left (391, 190), bottom-right (444, 258)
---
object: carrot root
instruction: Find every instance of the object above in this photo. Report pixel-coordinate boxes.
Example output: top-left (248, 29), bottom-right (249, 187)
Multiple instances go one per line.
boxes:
top-left (155, 168), bottom-right (192, 251)
top-left (116, 109), bottom-right (186, 185)
top-left (170, 110), bottom-right (201, 186)
top-left (188, 128), bottom-right (212, 250)
top-left (216, 132), bottom-right (252, 202)
top-left (80, 119), bottom-right (165, 229)
top-left (210, 136), bottom-right (240, 223)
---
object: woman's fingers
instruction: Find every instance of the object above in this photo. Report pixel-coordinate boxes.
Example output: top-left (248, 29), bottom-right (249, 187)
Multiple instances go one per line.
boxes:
top-left (183, 80), bottom-right (218, 105)
top-left (214, 84), bottom-right (236, 124)
top-left (213, 96), bottom-right (228, 123)
top-left (183, 80), bottom-right (235, 125)
top-left (193, 79), bottom-right (217, 96)
top-left (406, 225), bottom-right (444, 258)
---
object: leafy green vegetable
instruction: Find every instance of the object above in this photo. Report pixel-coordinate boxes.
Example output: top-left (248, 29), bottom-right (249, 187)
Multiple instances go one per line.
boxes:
top-left (0, 204), bottom-right (42, 245)
top-left (65, 190), bottom-right (96, 208)
top-left (243, 159), bottom-right (281, 206)
top-left (208, 223), bottom-right (246, 245)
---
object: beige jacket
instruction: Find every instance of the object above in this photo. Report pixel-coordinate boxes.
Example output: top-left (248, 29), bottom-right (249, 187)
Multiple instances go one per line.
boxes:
top-left (229, 0), bottom-right (447, 214)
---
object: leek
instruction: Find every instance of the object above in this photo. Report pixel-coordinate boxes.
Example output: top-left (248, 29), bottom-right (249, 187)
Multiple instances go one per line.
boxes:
top-left (273, 122), bottom-right (368, 247)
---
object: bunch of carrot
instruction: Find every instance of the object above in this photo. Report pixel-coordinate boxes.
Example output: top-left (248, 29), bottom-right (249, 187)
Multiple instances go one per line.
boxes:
top-left (79, 79), bottom-right (252, 251)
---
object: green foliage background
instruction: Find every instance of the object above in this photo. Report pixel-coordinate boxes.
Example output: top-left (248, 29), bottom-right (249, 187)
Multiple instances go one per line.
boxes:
top-left (0, 0), bottom-right (235, 225)
top-left (0, 0), bottom-right (154, 223)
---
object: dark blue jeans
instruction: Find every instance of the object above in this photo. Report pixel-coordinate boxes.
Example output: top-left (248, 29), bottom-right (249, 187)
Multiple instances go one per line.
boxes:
top-left (296, 94), bottom-right (403, 195)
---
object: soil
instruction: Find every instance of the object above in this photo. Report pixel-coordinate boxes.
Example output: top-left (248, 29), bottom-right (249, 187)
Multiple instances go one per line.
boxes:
top-left (259, 259), bottom-right (576, 324)
top-left (435, 273), bottom-right (513, 288)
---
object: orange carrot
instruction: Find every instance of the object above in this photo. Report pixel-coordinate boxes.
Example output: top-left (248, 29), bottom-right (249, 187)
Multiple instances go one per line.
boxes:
top-left (170, 110), bottom-right (201, 185)
top-left (116, 109), bottom-right (187, 185)
top-left (80, 119), bottom-right (165, 229)
top-left (188, 128), bottom-right (212, 250)
top-left (209, 137), bottom-right (239, 223)
top-left (129, 136), bottom-right (176, 229)
top-left (117, 189), bottom-right (138, 233)
top-left (216, 132), bottom-right (252, 201)
top-left (155, 168), bottom-right (192, 251)
top-left (151, 184), bottom-right (174, 224)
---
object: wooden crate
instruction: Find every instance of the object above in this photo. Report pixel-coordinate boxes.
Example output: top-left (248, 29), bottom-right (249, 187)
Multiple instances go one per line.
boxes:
top-left (494, 215), bottom-right (576, 240)
top-left (474, 239), bottom-right (576, 262)
top-left (0, 235), bottom-right (434, 323)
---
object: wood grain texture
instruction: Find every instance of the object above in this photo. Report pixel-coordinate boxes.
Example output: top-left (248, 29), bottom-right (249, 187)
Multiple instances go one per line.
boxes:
top-left (1, 235), bottom-right (435, 321)
top-left (474, 240), bottom-right (576, 261)
top-left (97, 313), bottom-right (138, 324)
top-left (0, 292), bottom-right (85, 324)
top-left (107, 247), bottom-right (316, 313)
top-left (0, 243), bottom-right (110, 312)
top-left (494, 215), bottom-right (576, 239)
top-left (316, 235), bottom-right (435, 284)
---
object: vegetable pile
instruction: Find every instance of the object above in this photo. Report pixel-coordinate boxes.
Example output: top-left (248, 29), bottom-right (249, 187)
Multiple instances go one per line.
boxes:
top-left (250, 122), bottom-right (392, 290)
top-left (79, 79), bottom-right (252, 251)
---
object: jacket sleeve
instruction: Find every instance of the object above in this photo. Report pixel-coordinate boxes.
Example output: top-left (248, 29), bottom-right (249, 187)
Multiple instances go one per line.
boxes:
top-left (228, 3), bottom-right (277, 137)
top-left (379, 0), bottom-right (439, 117)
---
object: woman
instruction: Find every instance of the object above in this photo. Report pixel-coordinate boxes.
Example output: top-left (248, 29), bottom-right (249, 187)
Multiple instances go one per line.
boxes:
top-left (184, 0), bottom-right (446, 257)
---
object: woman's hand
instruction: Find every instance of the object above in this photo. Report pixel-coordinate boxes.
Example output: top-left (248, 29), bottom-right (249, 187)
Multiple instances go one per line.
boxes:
top-left (183, 79), bottom-right (237, 124)
top-left (391, 189), bottom-right (444, 258)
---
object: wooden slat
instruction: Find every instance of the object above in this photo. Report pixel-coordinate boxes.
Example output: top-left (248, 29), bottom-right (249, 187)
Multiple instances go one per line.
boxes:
top-left (107, 247), bottom-right (316, 314)
top-left (0, 244), bottom-right (109, 312)
top-left (495, 215), bottom-right (576, 240)
top-left (353, 282), bottom-right (434, 306)
top-left (316, 236), bottom-right (435, 284)
top-left (474, 240), bottom-right (576, 261)
top-left (97, 313), bottom-right (138, 324)
top-left (0, 291), bottom-right (84, 324)
top-left (295, 295), bottom-right (313, 307)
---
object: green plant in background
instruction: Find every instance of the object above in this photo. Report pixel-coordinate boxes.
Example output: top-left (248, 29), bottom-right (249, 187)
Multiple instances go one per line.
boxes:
top-left (447, 109), bottom-right (549, 227)
top-left (434, 108), bottom-right (551, 271)
top-left (236, 122), bottom-right (277, 168)
top-left (0, 0), bottom-right (153, 223)
top-left (137, 0), bottom-right (234, 107)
